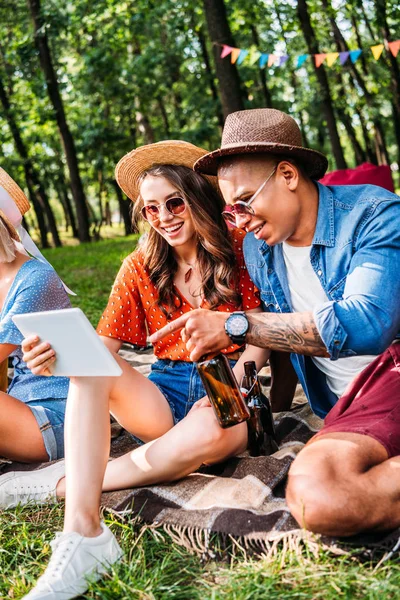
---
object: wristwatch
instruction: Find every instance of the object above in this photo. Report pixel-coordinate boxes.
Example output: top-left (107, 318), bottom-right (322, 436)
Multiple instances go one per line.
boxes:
top-left (225, 311), bottom-right (249, 345)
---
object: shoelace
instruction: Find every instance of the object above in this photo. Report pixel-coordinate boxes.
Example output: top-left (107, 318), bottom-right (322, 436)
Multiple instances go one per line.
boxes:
top-left (39, 534), bottom-right (77, 582)
top-left (13, 482), bottom-right (53, 502)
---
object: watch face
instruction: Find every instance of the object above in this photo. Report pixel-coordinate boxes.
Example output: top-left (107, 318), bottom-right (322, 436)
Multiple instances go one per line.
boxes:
top-left (228, 314), bottom-right (248, 336)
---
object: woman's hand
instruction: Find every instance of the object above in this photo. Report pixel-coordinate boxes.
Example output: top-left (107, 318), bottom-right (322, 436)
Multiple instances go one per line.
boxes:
top-left (188, 395), bottom-right (212, 413)
top-left (22, 335), bottom-right (56, 377)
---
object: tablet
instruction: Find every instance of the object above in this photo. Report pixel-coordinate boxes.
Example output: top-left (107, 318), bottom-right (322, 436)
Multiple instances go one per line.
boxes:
top-left (12, 308), bottom-right (122, 377)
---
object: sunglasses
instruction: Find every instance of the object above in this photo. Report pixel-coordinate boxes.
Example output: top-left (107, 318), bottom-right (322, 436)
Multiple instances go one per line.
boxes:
top-left (222, 166), bottom-right (277, 226)
top-left (141, 197), bottom-right (188, 221)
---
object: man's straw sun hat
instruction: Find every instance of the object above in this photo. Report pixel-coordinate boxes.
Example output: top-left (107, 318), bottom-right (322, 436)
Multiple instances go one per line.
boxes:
top-left (115, 140), bottom-right (217, 201)
top-left (0, 168), bottom-right (30, 241)
top-left (194, 109), bottom-right (328, 180)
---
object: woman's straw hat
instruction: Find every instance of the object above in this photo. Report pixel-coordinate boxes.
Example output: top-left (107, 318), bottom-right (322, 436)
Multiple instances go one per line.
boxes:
top-left (194, 109), bottom-right (328, 180)
top-left (115, 140), bottom-right (218, 201)
top-left (0, 168), bottom-right (30, 241)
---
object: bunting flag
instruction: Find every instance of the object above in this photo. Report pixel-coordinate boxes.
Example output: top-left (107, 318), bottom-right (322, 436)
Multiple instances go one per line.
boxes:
top-left (268, 54), bottom-right (278, 67)
top-left (248, 48), bottom-right (261, 65)
top-left (371, 44), bottom-right (384, 60)
top-left (315, 53), bottom-right (327, 67)
top-left (349, 49), bottom-right (362, 64)
top-left (231, 48), bottom-right (241, 64)
top-left (259, 53), bottom-right (269, 68)
top-left (339, 51), bottom-right (350, 65)
top-left (220, 45), bottom-right (233, 59)
top-left (388, 40), bottom-right (400, 57)
top-left (297, 54), bottom-right (308, 68)
top-left (236, 49), bottom-right (249, 65)
top-left (326, 52), bottom-right (339, 67)
top-left (218, 38), bottom-right (400, 71)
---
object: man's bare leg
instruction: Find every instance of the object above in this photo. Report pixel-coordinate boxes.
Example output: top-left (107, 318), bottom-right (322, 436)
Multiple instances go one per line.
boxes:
top-left (286, 432), bottom-right (400, 536)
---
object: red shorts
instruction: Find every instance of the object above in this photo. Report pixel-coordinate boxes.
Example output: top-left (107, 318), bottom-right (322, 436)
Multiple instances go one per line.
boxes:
top-left (316, 342), bottom-right (400, 458)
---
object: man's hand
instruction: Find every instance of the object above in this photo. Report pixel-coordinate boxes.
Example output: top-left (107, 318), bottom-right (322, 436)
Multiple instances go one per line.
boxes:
top-left (22, 335), bottom-right (56, 377)
top-left (149, 309), bottom-right (231, 361)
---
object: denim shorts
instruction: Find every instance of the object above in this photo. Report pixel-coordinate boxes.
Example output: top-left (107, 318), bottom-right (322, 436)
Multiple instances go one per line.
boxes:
top-left (26, 398), bottom-right (66, 461)
top-left (149, 359), bottom-right (237, 423)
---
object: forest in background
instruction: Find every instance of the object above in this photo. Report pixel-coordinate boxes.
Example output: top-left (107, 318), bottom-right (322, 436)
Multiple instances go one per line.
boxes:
top-left (0, 0), bottom-right (399, 247)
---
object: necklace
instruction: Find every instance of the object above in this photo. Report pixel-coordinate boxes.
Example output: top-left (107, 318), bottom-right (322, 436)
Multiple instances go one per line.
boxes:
top-left (178, 260), bottom-right (197, 283)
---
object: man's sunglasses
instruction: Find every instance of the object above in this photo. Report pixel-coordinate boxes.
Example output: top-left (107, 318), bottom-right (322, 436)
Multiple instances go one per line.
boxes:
top-left (222, 166), bottom-right (277, 226)
top-left (141, 197), bottom-right (188, 221)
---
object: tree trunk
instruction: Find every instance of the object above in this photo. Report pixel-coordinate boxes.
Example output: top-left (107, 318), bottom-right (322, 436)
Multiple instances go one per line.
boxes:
top-left (0, 75), bottom-right (57, 247)
top-left (113, 181), bottom-right (134, 236)
top-left (56, 172), bottom-right (79, 238)
top-left (297, 0), bottom-right (347, 169)
top-left (375, 0), bottom-right (400, 175)
top-left (321, 0), bottom-right (391, 165)
top-left (157, 95), bottom-right (170, 137)
top-left (249, 23), bottom-right (273, 108)
top-left (195, 23), bottom-right (224, 127)
top-left (27, 0), bottom-right (91, 242)
top-left (202, 0), bottom-right (244, 119)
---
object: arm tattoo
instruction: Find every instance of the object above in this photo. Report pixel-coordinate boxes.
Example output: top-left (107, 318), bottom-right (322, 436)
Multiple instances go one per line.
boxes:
top-left (246, 312), bottom-right (330, 357)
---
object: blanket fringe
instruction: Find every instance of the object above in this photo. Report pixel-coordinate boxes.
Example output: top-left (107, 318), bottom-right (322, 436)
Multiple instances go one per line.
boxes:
top-left (107, 509), bottom-right (349, 562)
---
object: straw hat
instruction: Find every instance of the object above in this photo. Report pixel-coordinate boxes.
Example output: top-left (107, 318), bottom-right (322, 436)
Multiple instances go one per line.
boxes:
top-left (115, 140), bottom-right (218, 201)
top-left (0, 168), bottom-right (30, 241)
top-left (194, 109), bottom-right (328, 180)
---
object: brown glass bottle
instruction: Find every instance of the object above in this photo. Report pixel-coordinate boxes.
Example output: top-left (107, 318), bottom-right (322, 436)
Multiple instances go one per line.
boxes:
top-left (196, 354), bottom-right (250, 428)
top-left (241, 361), bottom-right (279, 456)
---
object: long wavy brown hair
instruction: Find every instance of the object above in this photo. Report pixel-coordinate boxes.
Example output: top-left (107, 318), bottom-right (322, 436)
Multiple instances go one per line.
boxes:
top-left (132, 165), bottom-right (240, 316)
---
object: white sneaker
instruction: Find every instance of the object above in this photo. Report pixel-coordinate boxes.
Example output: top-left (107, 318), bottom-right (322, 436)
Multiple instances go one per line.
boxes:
top-left (23, 522), bottom-right (123, 599)
top-left (0, 461), bottom-right (65, 509)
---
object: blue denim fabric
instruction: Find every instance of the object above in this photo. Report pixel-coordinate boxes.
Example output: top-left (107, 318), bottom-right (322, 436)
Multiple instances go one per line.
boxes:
top-left (148, 358), bottom-right (237, 423)
top-left (243, 183), bottom-right (400, 418)
top-left (26, 398), bottom-right (66, 460)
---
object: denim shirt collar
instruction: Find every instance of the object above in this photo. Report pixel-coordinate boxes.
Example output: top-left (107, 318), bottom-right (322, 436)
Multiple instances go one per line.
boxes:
top-left (312, 182), bottom-right (335, 247)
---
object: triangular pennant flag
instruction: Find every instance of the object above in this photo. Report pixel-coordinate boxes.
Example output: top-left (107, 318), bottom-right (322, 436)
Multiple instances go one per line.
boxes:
top-left (371, 44), bottom-right (384, 60)
top-left (315, 53), bottom-right (327, 67)
top-left (349, 49), bottom-right (362, 63)
top-left (326, 52), bottom-right (339, 67)
top-left (259, 53), bottom-right (269, 68)
top-left (236, 49), bottom-right (249, 65)
top-left (220, 45), bottom-right (233, 59)
top-left (279, 55), bottom-right (289, 67)
top-left (268, 54), bottom-right (278, 67)
top-left (339, 51), bottom-right (350, 65)
top-left (231, 48), bottom-right (241, 64)
top-left (296, 54), bottom-right (308, 68)
top-left (248, 48), bottom-right (261, 65)
top-left (388, 40), bottom-right (400, 57)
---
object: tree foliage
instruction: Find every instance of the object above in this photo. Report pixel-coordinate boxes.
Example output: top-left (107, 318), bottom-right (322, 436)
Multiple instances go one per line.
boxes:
top-left (0, 0), bottom-right (398, 245)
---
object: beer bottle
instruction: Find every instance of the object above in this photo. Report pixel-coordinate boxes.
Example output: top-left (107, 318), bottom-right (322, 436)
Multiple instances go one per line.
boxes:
top-left (196, 354), bottom-right (250, 428)
top-left (241, 361), bottom-right (279, 456)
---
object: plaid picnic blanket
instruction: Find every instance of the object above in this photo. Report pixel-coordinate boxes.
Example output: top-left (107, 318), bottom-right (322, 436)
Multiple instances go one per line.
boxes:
top-left (1, 400), bottom-right (398, 560)
top-left (100, 402), bottom-right (400, 560)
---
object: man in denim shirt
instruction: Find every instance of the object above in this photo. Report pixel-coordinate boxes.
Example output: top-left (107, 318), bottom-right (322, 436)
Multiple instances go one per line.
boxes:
top-left (154, 109), bottom-right (400, 538)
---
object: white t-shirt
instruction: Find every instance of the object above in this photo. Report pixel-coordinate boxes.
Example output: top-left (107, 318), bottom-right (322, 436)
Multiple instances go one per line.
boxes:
top-left (282, 242), bottom-right (374, 399)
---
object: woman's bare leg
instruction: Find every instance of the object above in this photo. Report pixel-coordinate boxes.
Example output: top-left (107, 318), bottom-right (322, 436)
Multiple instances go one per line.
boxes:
top-left (0, 392), bottom-right (48, 462)
top-left (60, 353), bottom-right (174, 536)
top-left (57, 405), bottom-right (247, 498)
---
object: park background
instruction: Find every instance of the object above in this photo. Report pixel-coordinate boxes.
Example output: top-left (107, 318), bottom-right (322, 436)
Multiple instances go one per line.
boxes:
top-left (1, 0), bottom-right (400, 598)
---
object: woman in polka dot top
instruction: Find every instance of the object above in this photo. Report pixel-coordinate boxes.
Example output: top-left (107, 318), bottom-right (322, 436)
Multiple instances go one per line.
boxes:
top-left (16, 143), bottom-right (271, 590)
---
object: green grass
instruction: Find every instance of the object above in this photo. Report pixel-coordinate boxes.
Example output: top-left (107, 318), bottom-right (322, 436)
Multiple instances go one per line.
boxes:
top-left (1, 506), bottom-right (399, 599)
top-left (1, 237), bottom-right (399, 598)
top-left (42, 234), bottom-right (140, 326)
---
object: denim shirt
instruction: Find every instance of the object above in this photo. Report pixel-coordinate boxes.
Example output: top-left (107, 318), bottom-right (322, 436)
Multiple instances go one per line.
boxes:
top-left (243, 182), bottom-right (400, 418)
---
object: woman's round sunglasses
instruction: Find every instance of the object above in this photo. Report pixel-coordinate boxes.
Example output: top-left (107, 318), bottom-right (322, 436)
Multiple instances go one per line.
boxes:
top-left (221, 166), bottom-right (277, 226)
top-left (141, 197), bottom-right (188, 221)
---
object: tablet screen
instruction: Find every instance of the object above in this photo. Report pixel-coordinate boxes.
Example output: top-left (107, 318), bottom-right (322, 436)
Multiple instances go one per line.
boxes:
top-left (12, 308), bottom-right (122, 377)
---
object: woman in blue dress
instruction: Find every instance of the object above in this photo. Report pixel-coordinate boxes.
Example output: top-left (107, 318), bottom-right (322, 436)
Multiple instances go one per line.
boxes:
top-left (0, 168), bottom-right (70, 462)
